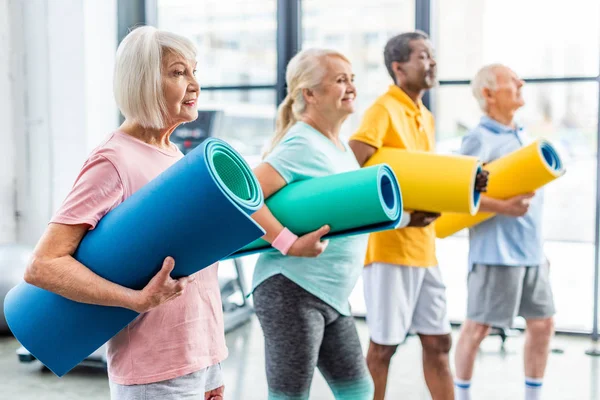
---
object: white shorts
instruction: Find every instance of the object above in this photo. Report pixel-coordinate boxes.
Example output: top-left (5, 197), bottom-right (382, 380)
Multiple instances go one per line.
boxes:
top-left (109, 364), bottom-right (223, 400)
top-left (363, 263), bottom-right (451, 345)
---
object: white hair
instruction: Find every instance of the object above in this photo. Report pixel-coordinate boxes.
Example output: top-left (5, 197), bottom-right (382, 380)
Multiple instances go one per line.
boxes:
top-left (114, 26), bottom-right (197, 129)
top-left (264, 48), bottom-right (351, 156)
top-left (471, 64), bottom-right (504, 112)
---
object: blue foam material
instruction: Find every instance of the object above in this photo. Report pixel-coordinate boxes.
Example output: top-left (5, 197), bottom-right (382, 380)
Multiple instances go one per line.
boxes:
top-left (4, 138), bottom-right (264, 377)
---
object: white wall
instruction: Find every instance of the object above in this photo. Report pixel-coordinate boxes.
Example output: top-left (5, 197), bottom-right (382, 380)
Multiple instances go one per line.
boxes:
top-left (0, 0), bottom-right (17, 244)
top-left (2, 0), bottom-right (118, 245)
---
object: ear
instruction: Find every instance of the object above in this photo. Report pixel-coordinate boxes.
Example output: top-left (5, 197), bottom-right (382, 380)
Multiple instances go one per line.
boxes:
top-left (391, 61), bottom-right (405, 83)
top-left (482, 87), bottom-right (495, 104)
top-left (302, 88), bottom-right (316, 105)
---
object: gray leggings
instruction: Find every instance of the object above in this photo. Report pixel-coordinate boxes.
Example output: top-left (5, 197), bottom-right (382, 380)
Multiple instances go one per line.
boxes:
top-left (253, 274), bottom-right (374, 400)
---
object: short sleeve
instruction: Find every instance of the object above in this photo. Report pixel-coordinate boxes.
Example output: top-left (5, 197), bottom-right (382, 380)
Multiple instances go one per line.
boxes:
top-left (264, 134), bottom-right (323, 184)
top-left (51, 154), bottom-right (124, 230)
top-left (350, 104), bottom-right (390, 150)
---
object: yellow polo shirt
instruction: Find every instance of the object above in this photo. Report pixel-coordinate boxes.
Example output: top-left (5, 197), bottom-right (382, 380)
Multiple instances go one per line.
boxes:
top-left (350, 85), bottom-right (437, 267)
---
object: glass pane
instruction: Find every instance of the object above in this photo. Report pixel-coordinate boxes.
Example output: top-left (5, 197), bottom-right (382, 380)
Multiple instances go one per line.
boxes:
top-left (435, 0), bottom-right (600, 80)
top-left (302, 0), bottom-right (415, 139)
top-left (157, 0), bottom-right (277, 86)
top-left (435, 82), bottom-right (599, 331)
top-left (197, 89), bottom-right (276, 166)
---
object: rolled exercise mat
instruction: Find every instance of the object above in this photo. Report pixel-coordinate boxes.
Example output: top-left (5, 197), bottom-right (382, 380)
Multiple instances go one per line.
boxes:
top-left (228, 164), bottom-right (403, 258)
top-left (4, 138), bottom-right (265, 377)
top-left (435, 139), bottom-right (566, 238)
top-left (364, 148), bottom-right (482, 215)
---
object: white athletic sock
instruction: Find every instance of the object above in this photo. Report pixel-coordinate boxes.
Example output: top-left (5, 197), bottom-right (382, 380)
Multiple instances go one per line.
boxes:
top-left (525, 377), bottom-right (543, 400)
top-left (454, 378), bottom-right (472, 400)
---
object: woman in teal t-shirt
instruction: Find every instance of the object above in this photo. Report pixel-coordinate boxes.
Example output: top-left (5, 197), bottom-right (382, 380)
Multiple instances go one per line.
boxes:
top-left (250, 48), bottom-right (374, 400)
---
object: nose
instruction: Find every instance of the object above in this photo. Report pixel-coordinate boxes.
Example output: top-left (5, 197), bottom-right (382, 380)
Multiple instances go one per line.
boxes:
top-left (189, 76), bottom-right (200, 94)
top-left (347, 81), bottom-right (357, 98)
top-left (348, 80), bottom-right (357, 93)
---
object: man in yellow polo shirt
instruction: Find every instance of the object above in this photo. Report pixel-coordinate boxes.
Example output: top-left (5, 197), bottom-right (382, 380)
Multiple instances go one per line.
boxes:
top-left (350, 31), bottom-right (456, 400)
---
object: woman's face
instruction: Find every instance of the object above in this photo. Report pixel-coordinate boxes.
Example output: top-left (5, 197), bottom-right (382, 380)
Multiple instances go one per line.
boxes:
top-left (161, 51), bottom-right (200, 127)
top-left (307, 56), bottom-right (356, 119)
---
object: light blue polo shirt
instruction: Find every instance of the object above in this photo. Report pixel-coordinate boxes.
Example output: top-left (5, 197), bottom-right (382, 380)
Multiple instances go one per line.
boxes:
top-left (251, 121), bottom-right (368, 316)
top-left (458, 116), bottom-right (545, 268)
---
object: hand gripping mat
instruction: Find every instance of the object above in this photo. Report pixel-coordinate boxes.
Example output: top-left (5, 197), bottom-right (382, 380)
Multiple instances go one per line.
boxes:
top-left (4, 138), bottom-right (265, 376)
top-left (365, 148), bottom-right (483, 215)
top-left (229, 164), bottom-right (403, 258)
top-left (436, 139), bottom-right (566, 238)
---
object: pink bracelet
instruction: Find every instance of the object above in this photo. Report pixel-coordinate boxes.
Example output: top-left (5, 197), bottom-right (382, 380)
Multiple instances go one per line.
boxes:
top-left (272, 228), bottom-right (298, 255)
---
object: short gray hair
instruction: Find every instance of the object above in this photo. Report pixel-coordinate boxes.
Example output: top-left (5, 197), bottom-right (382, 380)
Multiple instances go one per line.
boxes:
top-left (114, 26), bottom-right (197, 129)
top-left (471, 64), bottom-right (503, 112)
top-left (384, 31), bottom-right (429, 82)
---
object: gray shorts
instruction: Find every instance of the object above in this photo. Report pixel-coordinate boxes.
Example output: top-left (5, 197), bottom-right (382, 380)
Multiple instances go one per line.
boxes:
top-left (466, 264), bottom-right (555, 328)
top-left (109, 364), bottom-right (223, 400)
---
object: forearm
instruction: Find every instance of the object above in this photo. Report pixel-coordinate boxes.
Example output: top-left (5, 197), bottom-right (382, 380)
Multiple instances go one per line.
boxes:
top-left (478, 195), bottom-right (507, 214)
top-left (251, 204), bottom-right (286, 243)
top-left (26, 255), bottom-right (140, 310)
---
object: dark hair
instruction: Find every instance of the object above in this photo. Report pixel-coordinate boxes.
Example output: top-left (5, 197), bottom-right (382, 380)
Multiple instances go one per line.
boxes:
top-left (384, 30), bottom-right (429, 82)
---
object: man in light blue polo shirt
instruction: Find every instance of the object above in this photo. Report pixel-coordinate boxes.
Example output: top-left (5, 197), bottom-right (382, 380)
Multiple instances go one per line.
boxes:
top-left (453, 64), bottom-right (555, 400)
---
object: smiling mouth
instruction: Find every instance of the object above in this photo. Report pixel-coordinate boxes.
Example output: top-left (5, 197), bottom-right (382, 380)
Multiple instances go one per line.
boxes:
top-left (182, 100), bottom-right (196, 107)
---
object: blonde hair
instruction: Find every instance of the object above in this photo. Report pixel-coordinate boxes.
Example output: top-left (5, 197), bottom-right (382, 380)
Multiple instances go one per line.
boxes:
top-left (264, 48), bottom-right (351, 157)
top-left (114, 26), bottom-right (197, 129)
top-left (471, 64), bottom-right (504, 112)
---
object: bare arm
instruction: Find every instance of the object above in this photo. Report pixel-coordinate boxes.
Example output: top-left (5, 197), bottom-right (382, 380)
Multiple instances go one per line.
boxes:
top-left (252, 162), bottom-right (288, 243)
top-left (479, 193), bottom-right (535, 216)
top-left (349, 140), bottom-right (377, 167)
top-left (251, 162), bottom-right (329, 257)
top-left (24, 223), bottom-right (193, 313)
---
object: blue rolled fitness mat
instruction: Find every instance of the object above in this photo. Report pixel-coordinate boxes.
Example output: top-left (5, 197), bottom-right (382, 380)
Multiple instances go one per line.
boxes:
top-left (4, 138), bottom-right (265, 377)
top-left (228, 164), bottom-right (403, 258)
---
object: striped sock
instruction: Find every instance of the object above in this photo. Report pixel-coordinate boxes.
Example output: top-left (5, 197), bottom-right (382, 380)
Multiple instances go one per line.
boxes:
top-left (454, 378), bottom-right (472, 400)
top-left (525, 377), bottom-right (543, 400)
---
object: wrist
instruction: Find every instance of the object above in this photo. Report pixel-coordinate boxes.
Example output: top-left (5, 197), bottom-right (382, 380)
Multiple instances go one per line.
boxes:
top-left (123, 288), bottom-right (145, 313)
top-left (272, 228), bottom-right (298, 255)
top-left (396, 211), bottom-right (411, 229)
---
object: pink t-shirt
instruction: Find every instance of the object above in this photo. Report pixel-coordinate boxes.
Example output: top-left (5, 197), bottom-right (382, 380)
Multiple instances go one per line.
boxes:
top-left (51, 131), bottom-right (228, 385)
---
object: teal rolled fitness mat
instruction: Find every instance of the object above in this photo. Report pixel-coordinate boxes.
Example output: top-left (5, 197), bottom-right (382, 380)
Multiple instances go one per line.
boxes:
top-left (229, 164), bottom-right (402, 258)
top-left (4, 138), bottom-right (265, 377)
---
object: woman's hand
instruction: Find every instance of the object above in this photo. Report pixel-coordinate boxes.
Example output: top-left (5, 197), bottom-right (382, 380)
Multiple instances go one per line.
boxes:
top-left (132, 257), bottom-right (195, 313)
top-left (287, 225), bottom-right (331, 257)
top-left (205, 385), bottom-right (224, 400)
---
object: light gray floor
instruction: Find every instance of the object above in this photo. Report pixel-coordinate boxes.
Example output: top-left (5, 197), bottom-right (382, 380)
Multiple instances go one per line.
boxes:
top-left (1, 317), bottom-right (599, 400)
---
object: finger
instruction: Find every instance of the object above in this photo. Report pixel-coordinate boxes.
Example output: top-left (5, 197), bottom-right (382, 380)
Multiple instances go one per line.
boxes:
top-left (164, 291), bottom-right (183, 303)
top-left (175, 280), bottom-right (189, 292)
top-left (160, 257), bottom-right (176, 278)
top-left (313, 225), bottom-right (331, 240)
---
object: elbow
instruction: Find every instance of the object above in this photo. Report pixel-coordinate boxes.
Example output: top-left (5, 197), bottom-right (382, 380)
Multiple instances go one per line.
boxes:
top-left (23, 255), bottom-right (45, 287)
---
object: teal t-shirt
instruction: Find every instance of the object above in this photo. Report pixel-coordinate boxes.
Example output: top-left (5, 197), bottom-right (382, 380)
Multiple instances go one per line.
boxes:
top-left (251, 121), bottom-right (368, 316)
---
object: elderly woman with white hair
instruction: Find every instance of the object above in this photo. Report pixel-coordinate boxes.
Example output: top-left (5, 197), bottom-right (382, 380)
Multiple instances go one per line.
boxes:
top-left (249, 48), bottom-right (375, 399)
top-left (453, 64), bottom-right (555, 400)
top-left (23, 26), bottom-right (226, 400)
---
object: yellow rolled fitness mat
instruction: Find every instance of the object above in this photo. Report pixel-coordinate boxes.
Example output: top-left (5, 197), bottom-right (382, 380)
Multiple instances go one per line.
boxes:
top-left (365, 147), bottom-right (482, 215)
top-left (435, 139), bottom-right (566, 239)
